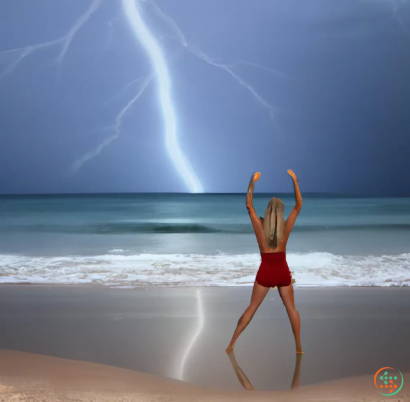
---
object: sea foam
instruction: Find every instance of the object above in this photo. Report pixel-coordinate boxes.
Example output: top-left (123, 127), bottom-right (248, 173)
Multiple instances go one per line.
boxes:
top-left (0, 252), bottom-right (409, 287)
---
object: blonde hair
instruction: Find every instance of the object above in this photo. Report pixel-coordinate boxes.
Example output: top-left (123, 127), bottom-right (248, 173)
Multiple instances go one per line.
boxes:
top-left (263, 197), bottom-right (285, 249)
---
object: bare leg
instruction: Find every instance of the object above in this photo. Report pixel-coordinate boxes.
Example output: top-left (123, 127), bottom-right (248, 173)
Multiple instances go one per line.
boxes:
top-left (278, 284), bottom-right (303, 353)
top-left (226, 281), bottom-right (270, 354)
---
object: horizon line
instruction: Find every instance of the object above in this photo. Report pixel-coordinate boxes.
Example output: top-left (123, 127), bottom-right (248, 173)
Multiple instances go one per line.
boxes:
top-left (0, 192), bottom-right (409, 198)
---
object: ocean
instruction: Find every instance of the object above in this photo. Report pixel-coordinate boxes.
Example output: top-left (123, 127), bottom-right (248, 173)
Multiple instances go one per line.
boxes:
top-left (0, 194), bottom-right (409, 287)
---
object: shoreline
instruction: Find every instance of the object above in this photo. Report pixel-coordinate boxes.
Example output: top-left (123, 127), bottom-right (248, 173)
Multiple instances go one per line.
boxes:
top-left (0, 283), bottom-right (409, 288)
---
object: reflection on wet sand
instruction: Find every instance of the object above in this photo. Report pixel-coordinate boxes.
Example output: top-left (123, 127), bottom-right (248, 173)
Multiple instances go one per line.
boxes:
top-left (291, 353), bottom-right (303, 389)
top-left (227, 350), bottom-right (255, 391)
top-left (227, 351), bottom-right (303, 391)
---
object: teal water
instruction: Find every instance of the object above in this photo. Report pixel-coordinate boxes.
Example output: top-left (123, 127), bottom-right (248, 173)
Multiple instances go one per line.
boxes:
top-left (0, 194), bottom-right (409, 287)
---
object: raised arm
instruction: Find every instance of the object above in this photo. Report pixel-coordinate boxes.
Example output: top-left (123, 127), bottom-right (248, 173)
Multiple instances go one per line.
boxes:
top-left (246, 172), bottom-right (270, 253)
top-left (280, 170), bottom-right (302, 248)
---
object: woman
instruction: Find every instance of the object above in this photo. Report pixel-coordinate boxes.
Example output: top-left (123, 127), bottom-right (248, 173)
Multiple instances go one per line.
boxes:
top-left (226, 169), bottom-right (303, 355)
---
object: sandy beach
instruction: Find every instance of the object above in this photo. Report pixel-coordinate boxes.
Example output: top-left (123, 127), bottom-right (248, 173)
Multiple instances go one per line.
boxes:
top-left (0, 286), bottom-right (409, 401)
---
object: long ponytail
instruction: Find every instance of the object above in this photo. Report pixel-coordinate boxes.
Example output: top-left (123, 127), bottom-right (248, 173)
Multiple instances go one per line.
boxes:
top-left (263, 197), bottom-right (285, 249)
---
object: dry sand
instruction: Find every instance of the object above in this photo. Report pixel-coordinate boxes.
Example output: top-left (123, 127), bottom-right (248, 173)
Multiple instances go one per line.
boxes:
top-left (0, 349), bottom-right (409, 402)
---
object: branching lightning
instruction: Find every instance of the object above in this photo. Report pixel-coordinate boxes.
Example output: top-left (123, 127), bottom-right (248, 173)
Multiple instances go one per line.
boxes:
top-left (71, 74), bottom-right (153, 172)
top-left (103, 76), bottom-right (144, 107)
top-left (148, 0), bottom-right (283, 125)
top-left (188, 47), bottom-right (281, 123)
top-left (0, 0), bottom-right (102, 83)
top-left (229, 60), bottom-right (286, 77)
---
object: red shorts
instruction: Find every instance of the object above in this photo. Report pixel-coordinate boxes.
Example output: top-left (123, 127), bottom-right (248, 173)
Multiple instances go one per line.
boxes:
top-left (256, 252), bottom-right (292, 288)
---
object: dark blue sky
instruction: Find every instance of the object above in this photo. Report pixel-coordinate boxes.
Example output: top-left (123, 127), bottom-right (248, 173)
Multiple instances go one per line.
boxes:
top-left (0, 0), bottom-right (409, 195)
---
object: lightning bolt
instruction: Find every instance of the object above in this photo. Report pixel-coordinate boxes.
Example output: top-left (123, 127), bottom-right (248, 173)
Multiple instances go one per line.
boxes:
top-left (122, 0), bottom-right (203, 193)
top-left (0, 0), bottom-right (102, 83)
top-left (1, 0), bottom-right (284, 193)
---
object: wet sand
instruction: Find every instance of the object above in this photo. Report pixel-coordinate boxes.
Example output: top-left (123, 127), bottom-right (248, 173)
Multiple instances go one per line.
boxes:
top-left (0, 286), bottom-right (408, 393)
